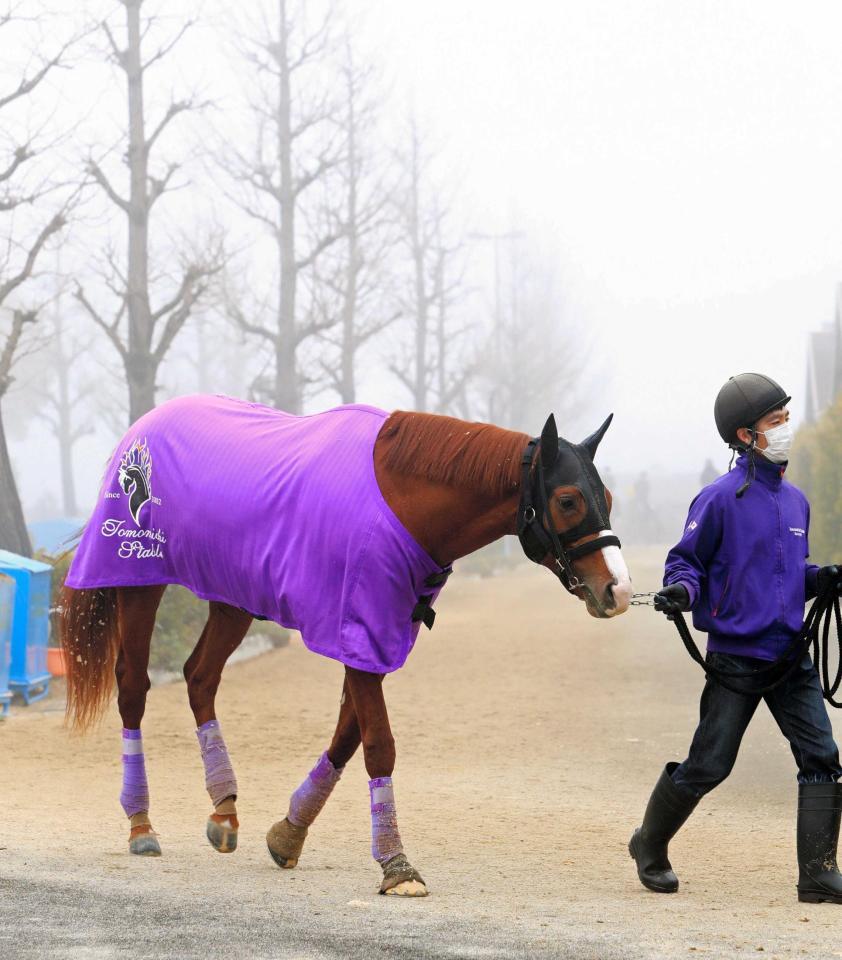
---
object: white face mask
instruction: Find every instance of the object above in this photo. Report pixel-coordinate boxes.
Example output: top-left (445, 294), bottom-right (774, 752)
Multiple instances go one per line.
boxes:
top-left (756, 421), bottom-right (793, 464)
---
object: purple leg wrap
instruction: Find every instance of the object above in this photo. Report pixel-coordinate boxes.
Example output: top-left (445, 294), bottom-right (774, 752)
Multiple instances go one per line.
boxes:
top-left (120, 728), bottom-right (150, 818)
top-left (196, 719), bottom-right (238, 807)
top-left (287, 751), bottom-right (344, 828)
top-left (369, 776), bottom-right (404, 864)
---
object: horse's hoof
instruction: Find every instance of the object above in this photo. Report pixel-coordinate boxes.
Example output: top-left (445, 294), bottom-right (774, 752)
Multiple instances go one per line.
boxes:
top-left (379, 854), bottom-right (427, 896)
top-left (128, 814), bottom-right (161, 857)
top-left (266, 818), bottom-right (308, 869)
top-left (383, 879), bottom-right (428, 897)
top-left (206, 814), bottom-right (238, 854)
top-left (129, 831), bottom-right (161, 857)
top-left (267, 847), bottom-right (298, 869)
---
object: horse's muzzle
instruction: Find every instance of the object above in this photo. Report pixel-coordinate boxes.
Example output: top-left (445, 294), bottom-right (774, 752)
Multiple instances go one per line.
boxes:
top-left (581, 576), bottom-right (632, 619)
top-left (605, 576), bottom-right (632, 616)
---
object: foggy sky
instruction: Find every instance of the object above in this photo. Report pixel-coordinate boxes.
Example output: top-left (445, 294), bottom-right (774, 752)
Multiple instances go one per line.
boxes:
top-left (363, 0), bottom-right (842, 475)
top-left (11, 0), bottom-right (842, 517)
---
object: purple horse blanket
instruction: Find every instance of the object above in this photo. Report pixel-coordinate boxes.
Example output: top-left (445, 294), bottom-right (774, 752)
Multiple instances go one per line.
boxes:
top-left (66, 394), bottom-right (448, 674)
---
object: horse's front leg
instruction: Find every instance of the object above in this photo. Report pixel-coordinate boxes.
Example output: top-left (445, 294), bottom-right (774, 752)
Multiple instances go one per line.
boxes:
top-left (266, 676), bottom-right (357, 869)
top-left (184, 602), bottom-right (251, 853)
top-left (345, 667), bottom-right (428, 898)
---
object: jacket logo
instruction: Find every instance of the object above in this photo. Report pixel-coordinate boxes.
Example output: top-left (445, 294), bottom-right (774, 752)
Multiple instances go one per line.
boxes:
top-left (789, 526), bottom-right (805, 538)
top-left (118, 439), bottom-right (153, 525)
top-left (686, 520), bottom-right (698, 532)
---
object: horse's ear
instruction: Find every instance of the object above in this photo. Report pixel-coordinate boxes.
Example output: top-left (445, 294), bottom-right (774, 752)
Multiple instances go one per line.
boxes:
top-left (540, 414), bottom-right (559, 469)
top-left (580, 413), bottom-right (613, 460)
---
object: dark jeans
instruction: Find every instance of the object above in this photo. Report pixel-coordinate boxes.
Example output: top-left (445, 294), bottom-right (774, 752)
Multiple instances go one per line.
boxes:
top-left (672, 652), bottom-right (842, 799)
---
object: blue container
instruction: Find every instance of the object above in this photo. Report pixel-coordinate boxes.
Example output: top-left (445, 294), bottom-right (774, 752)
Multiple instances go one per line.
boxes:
top-left (0, 550), bottom-right (51, 704)
top-left (0, 573), bottom-right (13, 716)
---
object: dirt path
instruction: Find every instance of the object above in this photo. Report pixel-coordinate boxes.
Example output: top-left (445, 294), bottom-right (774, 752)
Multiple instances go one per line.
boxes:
top-left (2, 547), bottom-right (841, 959)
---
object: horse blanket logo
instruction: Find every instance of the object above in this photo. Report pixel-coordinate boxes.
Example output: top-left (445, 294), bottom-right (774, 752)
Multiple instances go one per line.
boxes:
top-left (118, 438), bottom-right (153, 524)
top-left (66, 394), bottom-right (449, 675)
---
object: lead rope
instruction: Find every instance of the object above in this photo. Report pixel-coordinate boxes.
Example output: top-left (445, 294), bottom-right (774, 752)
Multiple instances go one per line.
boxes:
top-left (631, 586), bottom-right (842, 704)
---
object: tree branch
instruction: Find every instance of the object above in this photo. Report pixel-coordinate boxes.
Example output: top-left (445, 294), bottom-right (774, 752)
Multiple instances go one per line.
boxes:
top-left (225, 295), bottom-right (275, 342)
top-left (152, 259), bottom-right (224, 364)
top-left (147, 162), bottom-right (178, 207)
top-left (388, 361), bottom-right (414, 394)
top-left (145, 99), bottom-right (195, 157)
top-left (151, 267), bottom-right (195, 321)
top-left (0, 211), bottom-right (66, 307)
top-left (87, 159), bottom-right (129, 212)
top-left (101, 19), bottom-right (126, 68)
top-left (141, 20), bottom-right (194, 73)
top-left (0, 144), bottom-right (33, 185)
top-left (0, 309), bottom-right (36, 395)
top-left (295, 230), bottom-right (342, 272)
top-left (73, 284), bottom-right (127, 361)
top-left (0, 36), bottom-right (73, 110)
top-left (355, 309), bottom-right (402, 348)
top-left (294, 153), bottom-right (339, 198)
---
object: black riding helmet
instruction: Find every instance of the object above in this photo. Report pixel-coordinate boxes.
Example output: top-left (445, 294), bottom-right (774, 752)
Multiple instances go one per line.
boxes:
top-left (714, 373), bottom-right (790, 450)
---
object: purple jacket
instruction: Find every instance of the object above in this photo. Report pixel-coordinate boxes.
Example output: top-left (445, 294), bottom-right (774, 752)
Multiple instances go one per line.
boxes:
top-left (664, 454), bottom-right (819, 661)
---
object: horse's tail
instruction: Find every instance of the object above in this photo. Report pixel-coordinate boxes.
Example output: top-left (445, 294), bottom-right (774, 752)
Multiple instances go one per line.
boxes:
top-left (61, 584), bottom-right (119, 731)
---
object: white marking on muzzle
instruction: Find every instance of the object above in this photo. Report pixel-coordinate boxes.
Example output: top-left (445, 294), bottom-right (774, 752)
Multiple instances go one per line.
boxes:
top-left (598, 529), bottom-right (632, 616)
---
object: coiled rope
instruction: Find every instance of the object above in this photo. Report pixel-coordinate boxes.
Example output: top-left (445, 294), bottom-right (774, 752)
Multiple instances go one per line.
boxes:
top-left (631, 583), bottom-right (842, 704)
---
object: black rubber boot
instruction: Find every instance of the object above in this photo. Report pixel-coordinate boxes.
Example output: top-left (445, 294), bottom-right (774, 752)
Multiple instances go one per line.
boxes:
top-left (797, 782), bottom-right (842, 904)
top-left (629, 762), bottom-right (700, 893)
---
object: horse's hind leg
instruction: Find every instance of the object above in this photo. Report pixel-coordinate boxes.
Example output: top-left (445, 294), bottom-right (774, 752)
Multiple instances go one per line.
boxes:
top-left (115, 585), bottom-right (166, 856)
top-left (266, 676), bottom-right (358, 869)
top-left (184, 601), bottom-right (252, 853)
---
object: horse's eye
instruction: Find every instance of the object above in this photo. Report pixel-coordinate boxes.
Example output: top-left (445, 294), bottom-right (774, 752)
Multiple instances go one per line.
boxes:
top-left (558, 496), bottom-right (576, 512)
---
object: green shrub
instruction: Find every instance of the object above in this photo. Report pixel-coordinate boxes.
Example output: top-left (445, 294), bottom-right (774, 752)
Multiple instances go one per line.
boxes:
top-left (38, 548), bottom-right (225, 671)
top-left (150, 585), bottom-right (210, 672)
top-left (790, 394), bottom-right (842, 566)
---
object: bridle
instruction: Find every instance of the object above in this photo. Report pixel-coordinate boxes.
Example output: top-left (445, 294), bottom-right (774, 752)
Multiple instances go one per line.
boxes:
top-left (516, 436), bottom-right (621, 593)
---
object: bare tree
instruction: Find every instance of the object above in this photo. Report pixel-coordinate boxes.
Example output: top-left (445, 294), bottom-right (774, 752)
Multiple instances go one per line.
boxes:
top-left (0, 10), bottom-right (75, 555)
top-left (430, 225), bottom-right (475, 416)
top-left (36, 294), bottom-right (93, 516)
top-left (75, 0), bottom-right (222, 424)
top-left (219, 0), bottom-right (345, 413)
top-left (475, 241), bottom-right (587, 433)
top-left (390, 119), bottom-right (469, 413)
top-left (312, 31), bottom-right (401, 404)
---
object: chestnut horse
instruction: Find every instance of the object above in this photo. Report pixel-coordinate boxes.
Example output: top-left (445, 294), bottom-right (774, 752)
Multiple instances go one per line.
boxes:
top-left (61, 399), bottom-right (630, 897)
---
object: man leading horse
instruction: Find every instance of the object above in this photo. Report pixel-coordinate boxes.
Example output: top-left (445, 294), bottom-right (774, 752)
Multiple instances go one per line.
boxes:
top-left (629, 372), bottom-right (842, 905)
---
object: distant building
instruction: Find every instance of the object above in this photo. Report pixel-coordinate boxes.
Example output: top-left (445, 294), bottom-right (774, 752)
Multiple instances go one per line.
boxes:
top-left (805, 285), bottom-right (842, 423)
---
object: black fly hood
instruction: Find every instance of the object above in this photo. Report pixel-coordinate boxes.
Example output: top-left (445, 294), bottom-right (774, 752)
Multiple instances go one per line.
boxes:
top-left (516, 413), bottom-right (621, 591)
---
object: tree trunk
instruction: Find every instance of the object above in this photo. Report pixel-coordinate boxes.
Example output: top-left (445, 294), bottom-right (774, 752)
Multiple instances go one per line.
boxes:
top-left (274, 0), bottom-right (300, 414)
top-left (196, 313), bottom-right (209, 393)
top-left (410, 128), bottom-right (428, 412)
top-left (127, 352), bottom-right (157, 425)
top-left (124, 0), bottom-right (155, 423)
top-left (0, 405), bottom-right (32, 556)
top-left (339, 70), bottom-right (359, 406)
top-left (435, 251), bottom-right (446, 413)
top-left (55, 319), bottom-right (78, 515)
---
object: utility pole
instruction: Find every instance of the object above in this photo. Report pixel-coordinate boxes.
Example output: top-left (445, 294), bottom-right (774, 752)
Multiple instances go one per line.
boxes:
top-left (469, 229), bottom-right (524, 560)
top-left (469, 230), bottom-right (524, 423)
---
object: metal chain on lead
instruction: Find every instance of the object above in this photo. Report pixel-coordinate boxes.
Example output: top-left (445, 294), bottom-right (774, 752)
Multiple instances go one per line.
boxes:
top-left (630, 592), bottom-right (658, 606)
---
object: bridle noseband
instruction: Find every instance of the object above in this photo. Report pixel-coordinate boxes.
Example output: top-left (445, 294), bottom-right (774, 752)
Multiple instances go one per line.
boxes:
top-left (516, 436), bottom-right (621, 593)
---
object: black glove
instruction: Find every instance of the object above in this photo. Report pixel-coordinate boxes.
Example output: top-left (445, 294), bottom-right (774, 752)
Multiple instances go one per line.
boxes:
top-left (817, 565), bottom-right (842, 594)
top-left (653, 583), bottom-right (690, 615)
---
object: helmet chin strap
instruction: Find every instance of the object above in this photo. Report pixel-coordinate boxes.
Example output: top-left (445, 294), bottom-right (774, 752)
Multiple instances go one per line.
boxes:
top-left (735, 428), bottom-right (757, 499)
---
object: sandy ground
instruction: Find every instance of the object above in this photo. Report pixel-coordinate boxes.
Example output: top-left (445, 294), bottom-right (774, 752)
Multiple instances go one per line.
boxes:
top-left (2, 546), bottom-right (842, 959)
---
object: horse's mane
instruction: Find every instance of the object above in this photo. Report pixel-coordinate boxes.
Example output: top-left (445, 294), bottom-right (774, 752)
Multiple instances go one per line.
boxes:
top-left (378, 411), bottom-right (529, 498)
